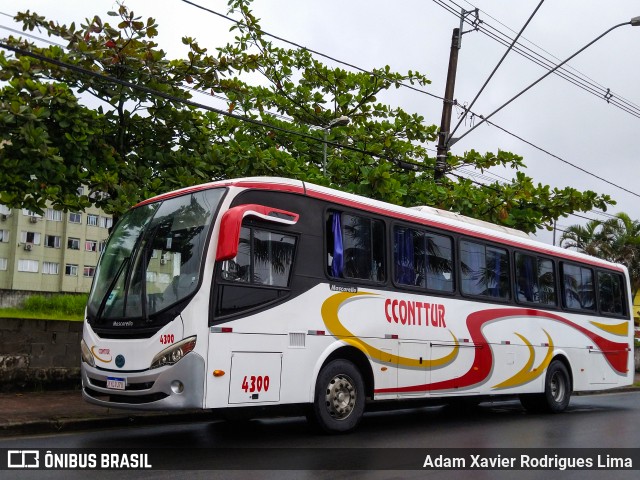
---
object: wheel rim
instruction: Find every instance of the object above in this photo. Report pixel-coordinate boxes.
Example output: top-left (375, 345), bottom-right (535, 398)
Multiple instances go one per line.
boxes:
top-left (325, 374), bottom-right (357, 420)
top-left (550, 371), bottom-right (566, 403)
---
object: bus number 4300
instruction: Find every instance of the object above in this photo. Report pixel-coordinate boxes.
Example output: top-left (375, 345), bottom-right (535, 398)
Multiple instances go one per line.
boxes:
top-left (241, 375), bottom-right (270, 393)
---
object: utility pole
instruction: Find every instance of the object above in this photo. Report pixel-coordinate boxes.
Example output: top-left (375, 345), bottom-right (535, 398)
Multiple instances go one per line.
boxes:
top-left (434, 28), bottom-right (461, 181)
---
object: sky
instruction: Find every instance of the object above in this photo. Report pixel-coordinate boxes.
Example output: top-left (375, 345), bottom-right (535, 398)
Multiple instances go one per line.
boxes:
top-left (2, 0), bottom-right (639, 246)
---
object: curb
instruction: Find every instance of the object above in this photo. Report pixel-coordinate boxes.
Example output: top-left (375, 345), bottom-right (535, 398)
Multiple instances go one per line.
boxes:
top-left (0, 411), bottom-right (213, 438)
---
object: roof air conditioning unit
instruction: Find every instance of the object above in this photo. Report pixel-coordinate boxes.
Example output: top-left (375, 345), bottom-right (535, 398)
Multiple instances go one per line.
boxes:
top-left (29, 216), bottom-right (38, 223)
top-left (24, 243), bottom-right (33, 251)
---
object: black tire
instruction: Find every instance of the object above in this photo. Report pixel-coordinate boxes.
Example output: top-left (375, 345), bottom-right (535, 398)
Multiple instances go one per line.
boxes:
top-left (520, 360), bottom-right (571, 413)
top-left (309, 359), bottom-right (365, 433)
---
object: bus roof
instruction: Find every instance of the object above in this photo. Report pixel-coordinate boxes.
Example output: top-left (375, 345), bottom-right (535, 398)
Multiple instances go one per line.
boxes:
top-left (136, 176), bottom-right (625, 273)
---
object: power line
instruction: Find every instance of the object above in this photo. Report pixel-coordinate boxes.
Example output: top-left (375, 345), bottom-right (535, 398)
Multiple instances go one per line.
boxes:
top-left (173, 1), bottom-right (640, 201)
top-left (178, 0), bottom-right (446, 102)
top-left (458, 0), bottom-right (640, 114)
top-left (0, 22), bottom-right (298, 126)
top-left (449, 0), bottom-right (546, 141)
top-left (434, 0), bottom-right (640, 119)
top-left (0, 40), bottom-right (444, 177)
top-left (482, 118), bottom-right (640, 199)
top-left (2, 9), bottom-right (638, 206)
top-left (2, 37), bottom-right (516, 203)
top-left (1, 37), bottom-right (623, 232)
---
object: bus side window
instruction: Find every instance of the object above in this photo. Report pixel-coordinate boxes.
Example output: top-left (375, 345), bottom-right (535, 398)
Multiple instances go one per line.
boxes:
top-left (515, 253), bottom-right (556, 306)
top-left (222, 226), bottom-right (296, 287)
top-left (327, 211), bottom-right (385, 282)
top-left (561, 263), bottom-right (595, 311)
top-left (393, 226), bottom-right (453, 292)
top-left (460, 240), bottom-right (510, 299)
top-left (598, 271), bottom-right (625, 316)
top-left (216, 224), bottom-right (297, 318)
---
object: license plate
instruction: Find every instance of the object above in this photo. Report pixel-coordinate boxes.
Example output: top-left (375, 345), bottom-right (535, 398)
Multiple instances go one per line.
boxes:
top-left (106, 377), bottom-right (126, 390)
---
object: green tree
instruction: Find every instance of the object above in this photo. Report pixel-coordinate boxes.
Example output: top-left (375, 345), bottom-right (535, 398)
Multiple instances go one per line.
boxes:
top-left (0, 0), bottom-right (615, 233)
top-left (561, 212), bottom-right (640, 299)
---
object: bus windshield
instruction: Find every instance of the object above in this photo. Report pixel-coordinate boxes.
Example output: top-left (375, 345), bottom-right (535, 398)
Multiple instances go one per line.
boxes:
top-left (86, 188), bottom-right (225, 327)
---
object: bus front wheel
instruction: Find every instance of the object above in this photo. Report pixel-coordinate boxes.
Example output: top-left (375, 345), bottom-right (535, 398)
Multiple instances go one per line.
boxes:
top-left (520, 360), bottom-right (571, 413)
top-left (309, 359), bottom-right (365, 433)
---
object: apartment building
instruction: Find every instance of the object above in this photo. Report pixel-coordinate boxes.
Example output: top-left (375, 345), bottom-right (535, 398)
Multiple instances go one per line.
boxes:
top-left (0, 192), bottom-right (112, 294)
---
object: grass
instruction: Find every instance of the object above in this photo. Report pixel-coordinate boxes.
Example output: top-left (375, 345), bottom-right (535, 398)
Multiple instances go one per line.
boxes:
top-left (0, 294), bottom-right (87, 321)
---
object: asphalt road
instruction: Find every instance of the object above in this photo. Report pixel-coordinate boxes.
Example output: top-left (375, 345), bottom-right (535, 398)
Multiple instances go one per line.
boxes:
top-left (1, 391), bottom-right (639, 479)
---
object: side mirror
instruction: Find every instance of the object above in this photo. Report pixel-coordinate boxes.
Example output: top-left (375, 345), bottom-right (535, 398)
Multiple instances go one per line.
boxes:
top-left (215, 204), bottom-right (299, 261)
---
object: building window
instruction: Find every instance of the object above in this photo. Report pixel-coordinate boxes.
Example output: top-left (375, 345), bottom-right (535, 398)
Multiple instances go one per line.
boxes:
top-left (67, 237), bottom-right (80, 250)
top-left (0, 258), bottom-right (7, 271)
top-left (18, 259), bottom-right (39, 273)
top-left (22, 209), bottom-right (42, 218)
top-left (87, 214), bottom-right (98, 226)
top-left (42, 262), bottom-right (60, 275)
top-left (45, 235), bottom-right (61, 248)
top-left (65, 264), bottom-right (78, 276)
top-left (99, 216), bottom-right (113, 229)
top-left (46, 209), bottom-right (63, 222)
top-left (98, 241), bottom-right (107, 253)
top-left (77, 186), bottom-right (84, 196)
top-left (85, 240), bottom-right (97, 252)
top-left (0, 230), bottom-right (9, 243)
top-left (69, 212), bottom-right (82, 224)
top-left (20, 231), bottom-right (41, 245)
top-left (83, 266), bottom-right (96, 277)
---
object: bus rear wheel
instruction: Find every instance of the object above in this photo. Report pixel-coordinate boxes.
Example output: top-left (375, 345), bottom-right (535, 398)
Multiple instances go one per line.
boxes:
top-left (309, 359), bottom-right (365, 433)
top-left (520, 360), bottom-right (571, 413)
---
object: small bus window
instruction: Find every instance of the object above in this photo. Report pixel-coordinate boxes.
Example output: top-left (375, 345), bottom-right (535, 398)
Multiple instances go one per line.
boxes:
top-left (515, 253), bottom-right (556, 306)
top-left (562, 263), bottom-right (595, 311)
top-left (222, 227), bottom-right (296, 287)
top-left (598, 271), bottom-right (626, 316)
top-left (393, 226), bottom-right (453, 292)
top-left (460, 240), bottom-right (510, 299)
top-left (327, 211), bottom-right (385, 282)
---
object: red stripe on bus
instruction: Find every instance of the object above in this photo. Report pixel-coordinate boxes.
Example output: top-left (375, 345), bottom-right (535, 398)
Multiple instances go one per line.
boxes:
top-left (375, 308), bottom-right (628, 395)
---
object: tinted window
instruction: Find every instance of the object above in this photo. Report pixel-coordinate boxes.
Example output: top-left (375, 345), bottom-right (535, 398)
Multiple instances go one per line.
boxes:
top-left (221, 227), bottom-right (296, 287)
top-left (562, 263), bottom-right (595, 311)
top-left (394, 226), bottom-right (453, 292)
top-left (598, 271), bottom-right (626, 316)
top-left (327, 212), bottom-right (385, 282)
top-left (460, 240), bottom-right (509, 299)
top-left (515, 253), bottom-right (556, 306)
top-left (217, 224), bottom-right (296, 318)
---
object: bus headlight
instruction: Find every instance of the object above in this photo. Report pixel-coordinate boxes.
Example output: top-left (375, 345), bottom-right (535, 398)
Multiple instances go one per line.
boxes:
top-left (80, 339), bottom-right (95, 367)
top-left (150, 336), bottom-right (197, 369)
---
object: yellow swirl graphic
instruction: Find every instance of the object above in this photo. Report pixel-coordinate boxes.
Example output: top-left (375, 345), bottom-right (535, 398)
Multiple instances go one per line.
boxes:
top-left (492, 330), bottom-right (554, 390)
top-left (321, 291), bottom-right (459, 368)
top-left (590, 321), bottom-right (628, 337)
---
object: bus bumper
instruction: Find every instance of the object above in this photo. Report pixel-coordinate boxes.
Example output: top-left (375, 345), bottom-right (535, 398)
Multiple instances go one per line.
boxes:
top-left (81, 352), bottom-right (205, 410)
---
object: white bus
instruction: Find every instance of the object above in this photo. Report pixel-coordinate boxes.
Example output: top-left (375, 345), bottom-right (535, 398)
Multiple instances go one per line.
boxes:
top-left (81, 177), bottom-right (634, 432)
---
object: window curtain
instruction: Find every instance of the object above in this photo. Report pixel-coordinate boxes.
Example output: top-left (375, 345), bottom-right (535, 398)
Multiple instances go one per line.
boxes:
top-left (331, 213), bottom-right (344, 277)
top-left (522, 256), bottom-right (535, 301)
top-left (394, 228), bottom-right (415, 284)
